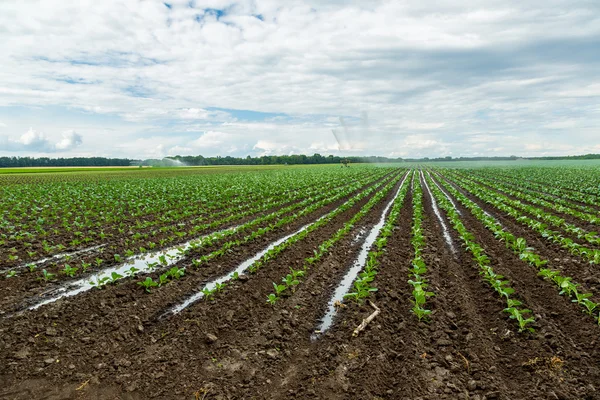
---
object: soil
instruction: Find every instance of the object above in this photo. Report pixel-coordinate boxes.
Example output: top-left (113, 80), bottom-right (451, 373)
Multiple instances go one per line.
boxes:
top-left (1, 169), bottom-right (600, 400)
top-left (0, 171), bottom-right (394, 313)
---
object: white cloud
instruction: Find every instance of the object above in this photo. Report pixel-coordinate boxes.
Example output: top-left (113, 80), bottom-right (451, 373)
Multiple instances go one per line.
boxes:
top-left (190, 131), bottom-right (233, 148)
top-left (0, 0), bottom-right (599, 158)
top-left (1, 128), bottom-right (84, 153)
top-left (18, 128), bottom-right (48, 147)
top-left (55, 130), bottom-right (83, 150)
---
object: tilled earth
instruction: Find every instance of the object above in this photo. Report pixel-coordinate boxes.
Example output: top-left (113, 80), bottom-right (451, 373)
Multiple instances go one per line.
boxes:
top-left (1, 172), bottom-right (600, 400)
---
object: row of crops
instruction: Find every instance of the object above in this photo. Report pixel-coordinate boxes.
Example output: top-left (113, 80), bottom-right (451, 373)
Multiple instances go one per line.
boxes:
top-left (3, 163), bottom-right (600, 398)
top-left (2, 164), bottom-right (600, 332)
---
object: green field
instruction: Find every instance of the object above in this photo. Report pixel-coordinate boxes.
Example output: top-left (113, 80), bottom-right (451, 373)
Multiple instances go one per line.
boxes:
top-left (2, 162), bottom-right (600, 398)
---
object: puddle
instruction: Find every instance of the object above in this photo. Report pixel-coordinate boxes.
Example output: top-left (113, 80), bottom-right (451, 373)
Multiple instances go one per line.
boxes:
top-left (420, 170), bottom-right (457, 254)
top-left (312, 172), bottom-right (410, 338)
top-left (351, 228), bottom-right (368, 244)
top-left (24, 226), bottom-right (240, 311)
top-left (443, 175), bottom-right (505, 229)
top-left (427, 171), bottom-right (462, 215)
top-left (164, 216), bottom-right (327, 316)
top-left (2, 245), bottom-right (106, 274)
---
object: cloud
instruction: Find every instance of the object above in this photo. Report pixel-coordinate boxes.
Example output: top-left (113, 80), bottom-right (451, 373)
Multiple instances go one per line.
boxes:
top-left (55, 130), bottom-right (83, 150)
top-left (190, 131), bottom-right (233, 148)
top-left (1, 128), bottom-right (83, 153)
top-left (0, 0), bottom-right (599, 158)
top-left (19, 128), bottom-right (49, 147)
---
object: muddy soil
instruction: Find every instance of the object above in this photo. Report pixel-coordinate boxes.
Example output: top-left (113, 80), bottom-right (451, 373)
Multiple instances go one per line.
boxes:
top-left (1, 169), bottom-right (599, 400)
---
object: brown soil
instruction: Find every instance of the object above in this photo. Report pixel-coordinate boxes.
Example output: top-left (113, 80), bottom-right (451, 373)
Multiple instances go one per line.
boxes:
top-left (1, 170), bottom-right (599, 400)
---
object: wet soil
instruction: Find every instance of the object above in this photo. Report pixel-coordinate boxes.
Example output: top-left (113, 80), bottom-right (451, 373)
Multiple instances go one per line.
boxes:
top-left (0, 172), bottom-right (394, 313)
top-left (1, 169), bottom-right (600, 400)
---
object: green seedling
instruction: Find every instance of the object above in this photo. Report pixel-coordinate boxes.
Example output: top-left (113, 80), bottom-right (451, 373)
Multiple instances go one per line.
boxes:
top-left (167, 267), bottom-right (185, 280)
top-left (158, 273), bottom-right (169, 286)
top-left (6, 270), bottom-right (17, 278)
top-left (109, 271), bottom-right (123, 284)
top-left (39, 269), bottom-right (56, 282)
top-left (266, 293), bottom-right (278, 305)
top-left (146, 261), bottom-right (159, 270)
top-left (504, 306), bottom-right (535, 333)
top-left (215, 282), bottom-right (227, 292)
top-left (90, 275), bottom-right (110, 288)
top-left (127, 266), bottom-right (140, 277)
top-left (62, 264), bottom-right (79, 277)
top-left (137, 277), bottom-right (158, 293)
top-left (273, 283), bottom-right (287, 296)
top-left (81, 262), bottom-right (91, 273)
top-left (282, 274), bottom-right (300, 289)
top-left (202, 287), bottom-right (216, 300)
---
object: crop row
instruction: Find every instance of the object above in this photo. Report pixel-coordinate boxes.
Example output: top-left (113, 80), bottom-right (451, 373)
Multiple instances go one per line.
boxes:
top-left (471, 168), bottom-right (600, 210)
top-left (3, 169), bottom-right (390, 282)
top-left (408, 172), bottom-right (433, 320)
top-left (452, 170), bottom-right (600, 226)
top-left (424, 172), bottom-right (535, 332)
top-left (431, 171), bottom-right (600, 325)
top-left (1, 166), bottom-right (387, 265)
top-left (266, 171), bottom-right (406, 303)
top-left (442, 172), bottom-right (600, 264)
top-left (131, 171), bottom-right (402, 298)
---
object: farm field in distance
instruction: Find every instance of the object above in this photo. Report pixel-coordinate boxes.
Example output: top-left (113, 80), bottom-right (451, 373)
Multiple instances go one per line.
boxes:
top-left (1, 162), bottom-right (600, 399)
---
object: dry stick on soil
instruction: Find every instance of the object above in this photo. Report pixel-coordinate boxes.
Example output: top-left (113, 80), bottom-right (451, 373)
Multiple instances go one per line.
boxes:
top-left (353, 300), bottom-right (381, 337)
top-left (457, 351), bottom-right (470, 372)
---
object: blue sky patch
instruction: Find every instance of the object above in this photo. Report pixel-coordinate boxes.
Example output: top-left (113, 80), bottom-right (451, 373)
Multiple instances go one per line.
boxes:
top-left (207, 107), bottom-right (288, 121)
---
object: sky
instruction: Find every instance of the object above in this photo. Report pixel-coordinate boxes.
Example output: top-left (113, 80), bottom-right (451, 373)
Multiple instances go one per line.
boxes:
top-left (0, 0), bottom-right (599, 159)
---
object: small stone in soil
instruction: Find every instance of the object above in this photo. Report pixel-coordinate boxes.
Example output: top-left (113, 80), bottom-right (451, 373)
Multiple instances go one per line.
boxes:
top-left (206, 333), bottom-right (218, 343)
top-left (266, 349), bottom-right (278, 359)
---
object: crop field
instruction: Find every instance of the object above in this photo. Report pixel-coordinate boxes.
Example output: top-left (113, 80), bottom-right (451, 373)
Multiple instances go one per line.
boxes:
top-left (2, 163), bottom-right (600, 399)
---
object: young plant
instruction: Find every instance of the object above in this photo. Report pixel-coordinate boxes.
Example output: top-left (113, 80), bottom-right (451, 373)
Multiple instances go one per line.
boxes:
top-left (202, 287), bottom-right (216, 300)
top-left (504, 302), bottom-right (535, 333)
top-left (81, 262), bottom-right (91, 273)
top-left (215, 282), bottom-right (227, 292)
top-left (39, 269), bottom-right (56, 282)
top-left (109, 271), bottom-right (123, 284)
top-left (167, 267), bottom-right (185, 280)
top-left (90, 275), bottom-right (110, 288)
top-left (266, 293), bottom-right (278, 305)
top-left (62, 264), bottom-right (79, 277)
top-left (158, 273), bottom-right (169, 286)
top-left (273, 282), bottom-right (287, 296)
top-left (137, 277), bottom-right (158, 293)
top-left (282, 274), bottom-right (300, 290)
top-left (127, 266), bottom-right (140, 277)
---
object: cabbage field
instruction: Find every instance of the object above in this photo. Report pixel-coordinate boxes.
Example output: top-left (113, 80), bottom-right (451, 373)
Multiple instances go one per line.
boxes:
top-left (1, 164), bottom-right (600, 399)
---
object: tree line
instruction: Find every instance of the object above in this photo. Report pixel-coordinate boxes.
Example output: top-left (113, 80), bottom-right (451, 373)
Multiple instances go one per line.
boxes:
top-left (2, 153), bottom-right (600, 168)
top-left (0, 156), bottom-right (132, 168)
top-left (153, 154), bottom-right (401, 166)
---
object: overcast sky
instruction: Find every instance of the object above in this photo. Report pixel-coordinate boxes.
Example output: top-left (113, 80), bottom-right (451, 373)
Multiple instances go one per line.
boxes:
top-left (1, 0), bottom-right (599, 159)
